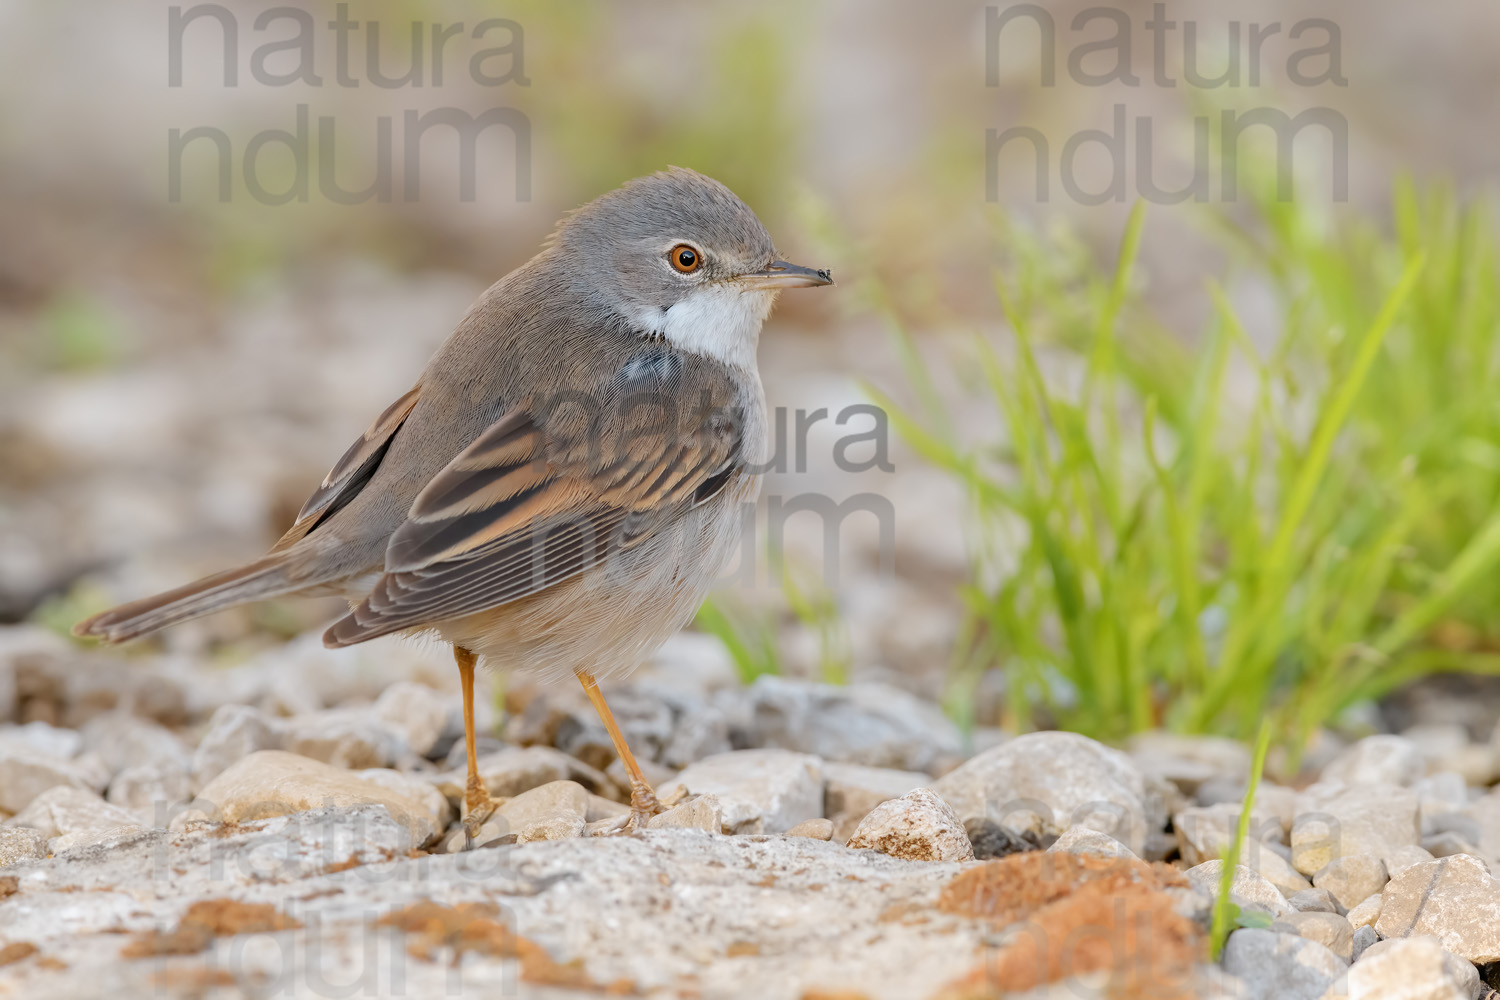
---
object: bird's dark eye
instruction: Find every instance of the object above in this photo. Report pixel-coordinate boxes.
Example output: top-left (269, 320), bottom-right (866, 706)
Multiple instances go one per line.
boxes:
top-left (669, 244), bottom-right (701, 273)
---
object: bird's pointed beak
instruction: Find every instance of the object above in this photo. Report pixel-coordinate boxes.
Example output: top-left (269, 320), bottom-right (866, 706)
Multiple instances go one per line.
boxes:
top-left (737, 261), bottom-right (834, 290)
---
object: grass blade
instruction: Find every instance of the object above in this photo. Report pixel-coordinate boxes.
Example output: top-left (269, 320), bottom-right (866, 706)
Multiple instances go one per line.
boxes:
top-left (1209, 718), bottom-right (1274, 959)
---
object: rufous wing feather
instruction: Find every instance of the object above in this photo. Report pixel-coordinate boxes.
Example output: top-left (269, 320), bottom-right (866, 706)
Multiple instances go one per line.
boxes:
top-left (324, 375), bottom-right (744, 647)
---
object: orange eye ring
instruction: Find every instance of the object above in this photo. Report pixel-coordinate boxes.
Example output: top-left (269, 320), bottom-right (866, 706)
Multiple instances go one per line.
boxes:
top-left (669, 244), bottom-right (701, 273)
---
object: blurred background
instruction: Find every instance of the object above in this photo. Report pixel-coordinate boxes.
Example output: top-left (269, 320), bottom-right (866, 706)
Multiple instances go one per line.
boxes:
top-left (4, 0), bottom-right (1500, 755)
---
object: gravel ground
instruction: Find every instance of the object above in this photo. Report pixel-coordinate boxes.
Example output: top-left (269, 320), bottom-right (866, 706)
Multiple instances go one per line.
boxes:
top-left (2, 623), bottom-right (1499, 999)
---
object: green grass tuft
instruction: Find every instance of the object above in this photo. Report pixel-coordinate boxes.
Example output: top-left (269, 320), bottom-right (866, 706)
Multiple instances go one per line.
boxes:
top-left (881, 181), bottom-right (1500, 754)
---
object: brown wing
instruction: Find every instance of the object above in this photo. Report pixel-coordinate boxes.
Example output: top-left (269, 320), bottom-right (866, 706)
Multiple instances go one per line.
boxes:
top-left (271, 386), bottom-right (421, 551)
top-left (323, 370), bottom-right (743, 646)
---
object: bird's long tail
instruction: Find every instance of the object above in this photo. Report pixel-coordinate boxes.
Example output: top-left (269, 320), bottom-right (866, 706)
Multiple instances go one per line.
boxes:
top-left (73, 555), bottom-right (304, 644)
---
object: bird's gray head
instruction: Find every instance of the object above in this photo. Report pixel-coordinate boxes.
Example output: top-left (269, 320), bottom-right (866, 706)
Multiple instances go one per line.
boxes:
top-left (549, 167), bottom-right (832, 368)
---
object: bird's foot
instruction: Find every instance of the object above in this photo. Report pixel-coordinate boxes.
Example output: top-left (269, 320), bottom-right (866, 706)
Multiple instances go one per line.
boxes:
top-left (462, 775), bottom-right (498, 850)
top-left (623, 778), bottom-right (664, 833)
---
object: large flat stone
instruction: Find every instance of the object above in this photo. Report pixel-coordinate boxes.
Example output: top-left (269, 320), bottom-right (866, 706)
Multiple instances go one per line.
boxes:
top-left (1291, 784), bottom-right (1420, 875)
top-left (1222, 928), bottom-right (1344, 1000)
top-left (1186, 860), bottom-right (1294, 918)
top-left (5, 786), bottom-right (144, 853)
top-left (1375, 854), bottom-right (1500, 963)
top-left (663, 749), bottom-right (823, 834)
top-left (930, 731), bottom-right (1157, 854)
top-left (1335, 935), bottom-right (1479, 1000)
top-left (175, 750), bottom-right (444, 844)
top-left (0, 817), bottom-right (991, 998)
top-left (0, 747), bottom-right (98, 814)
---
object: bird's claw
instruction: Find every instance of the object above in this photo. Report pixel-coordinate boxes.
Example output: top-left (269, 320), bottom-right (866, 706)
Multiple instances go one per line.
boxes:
top-left (462, 774), bottom-right (497, 851)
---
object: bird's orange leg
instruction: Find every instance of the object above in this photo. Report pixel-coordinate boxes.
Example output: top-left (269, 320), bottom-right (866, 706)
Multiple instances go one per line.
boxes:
top-left (577, 670), bottom-right (660, 830)
top-left (455, 645), bottom-right (497, 848)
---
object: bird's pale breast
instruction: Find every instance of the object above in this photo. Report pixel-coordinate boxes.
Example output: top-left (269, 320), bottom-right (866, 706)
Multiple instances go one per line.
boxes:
top-left (433, 368), bottom-right (767, 680)
top-left (433, 469), bottom-right (757, 680)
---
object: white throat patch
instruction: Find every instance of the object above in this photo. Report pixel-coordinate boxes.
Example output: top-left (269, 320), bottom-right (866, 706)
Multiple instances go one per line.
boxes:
top-left (638, 285), bottom-right (776, 370)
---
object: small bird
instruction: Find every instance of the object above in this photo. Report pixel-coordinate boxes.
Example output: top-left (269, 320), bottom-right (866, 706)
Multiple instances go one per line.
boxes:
top-left (76, 168), bottom-right (832, 841)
